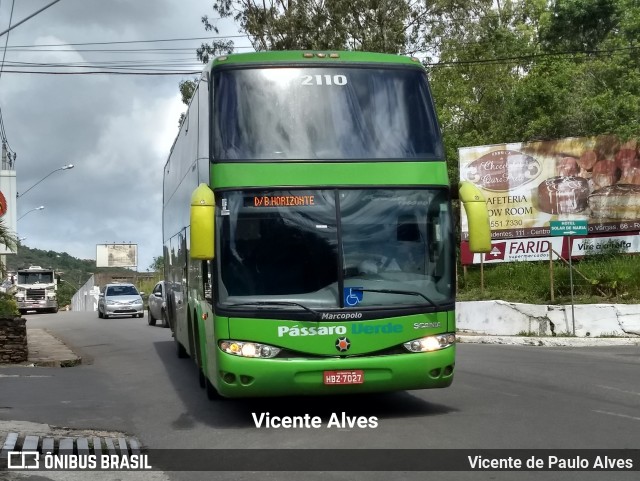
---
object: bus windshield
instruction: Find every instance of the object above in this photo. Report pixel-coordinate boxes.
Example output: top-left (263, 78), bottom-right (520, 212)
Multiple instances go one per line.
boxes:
top-left (217, 189), bottom-right (453, 313)
top-left (213, 66), bottom-right (443, 161)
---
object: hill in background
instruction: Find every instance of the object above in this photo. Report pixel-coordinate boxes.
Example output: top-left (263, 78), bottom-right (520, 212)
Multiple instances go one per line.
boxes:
top-left (6, 243), bottom-right (96, 287)
top-left (4, 243), bottom-right (154, 307)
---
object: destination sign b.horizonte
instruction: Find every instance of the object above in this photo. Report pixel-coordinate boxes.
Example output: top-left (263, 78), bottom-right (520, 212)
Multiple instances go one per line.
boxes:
top-left (246, 195), bottom-right (316, 207)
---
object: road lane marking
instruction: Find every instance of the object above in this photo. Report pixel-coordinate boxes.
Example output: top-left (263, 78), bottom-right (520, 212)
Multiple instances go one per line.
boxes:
top-left (593, 410), bottom-right (640, 422)
top-left (596, 385), bottom-right (640, 396)
top-left (0, 374), bottom-right (52, 378)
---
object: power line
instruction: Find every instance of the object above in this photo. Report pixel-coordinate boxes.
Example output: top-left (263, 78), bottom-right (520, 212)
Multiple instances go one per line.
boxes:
top-left (0, 70), bottom-right (202, 75)
top-left (1, 0), bottom-right (64, 156)
top-left (3, 34), bottom-right (249, 49)
top-left (425, 44), bottom-right (640, 68)
top-left (0, 43), bottom-right (637, 76)
top-left (0, 0), bottom-right (16, 152)
top-left (0, 0), bottom-right (62, 37)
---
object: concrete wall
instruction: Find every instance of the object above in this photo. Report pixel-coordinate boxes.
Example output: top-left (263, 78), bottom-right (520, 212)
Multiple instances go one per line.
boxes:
top-left (457, 300), bottom-right (640, 337)
top-left (71, 275), bottom-right (99, 312)
top-left (0, 317), bottom-right (27, 363)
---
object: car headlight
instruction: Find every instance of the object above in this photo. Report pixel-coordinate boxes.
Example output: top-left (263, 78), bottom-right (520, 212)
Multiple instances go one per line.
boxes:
top-left (403, 333), bottom-right (456, 352)
top-left (106, 300), bottom-right (117, 305)
top-left (47, 293), bottom-right (56, 299)
top-left (219, 340), bottom-right (281, 358)
top-left (15, 291), bottom-right (25, 298)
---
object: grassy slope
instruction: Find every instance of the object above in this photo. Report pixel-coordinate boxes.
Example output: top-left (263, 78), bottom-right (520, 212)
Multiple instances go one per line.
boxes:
top-left (457, 252), bottom-right (640, 304)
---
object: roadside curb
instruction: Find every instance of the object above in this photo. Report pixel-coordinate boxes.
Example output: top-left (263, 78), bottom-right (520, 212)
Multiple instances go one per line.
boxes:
top-left (457, 334), bottom-right (640, 347)
top-left (26, 328), bottom-right (81, 367)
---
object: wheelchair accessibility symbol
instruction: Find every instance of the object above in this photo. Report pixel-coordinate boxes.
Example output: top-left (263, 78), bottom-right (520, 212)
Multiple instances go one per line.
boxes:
top-left (344, 287), bottom-right (363, 307)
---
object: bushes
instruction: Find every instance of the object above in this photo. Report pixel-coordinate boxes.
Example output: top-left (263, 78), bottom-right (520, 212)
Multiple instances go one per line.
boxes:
top-left (458, 254), bottom-right (640, 304)
top-left (0, 292), bottom-right (20, 318)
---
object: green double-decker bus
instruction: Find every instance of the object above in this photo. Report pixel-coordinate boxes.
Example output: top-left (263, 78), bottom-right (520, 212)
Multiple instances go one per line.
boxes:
top-left (163, 51), bottom-right (489, 399)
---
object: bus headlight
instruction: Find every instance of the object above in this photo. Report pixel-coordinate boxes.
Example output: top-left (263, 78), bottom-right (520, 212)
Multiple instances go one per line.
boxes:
top-left (219, 340), bottom-right (281, 358)
top-left (403, 334), bottom-right (455, 352)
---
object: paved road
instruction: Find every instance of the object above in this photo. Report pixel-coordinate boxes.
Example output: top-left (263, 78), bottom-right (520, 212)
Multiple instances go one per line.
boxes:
top-left (2, 311), bottom-right (639, 480)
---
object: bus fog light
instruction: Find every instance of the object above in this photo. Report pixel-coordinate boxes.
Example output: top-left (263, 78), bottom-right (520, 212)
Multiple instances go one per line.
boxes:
top-left (403, 333), bottom-right (456, 352)
top-left (219, 340), bottom-right (281, 358)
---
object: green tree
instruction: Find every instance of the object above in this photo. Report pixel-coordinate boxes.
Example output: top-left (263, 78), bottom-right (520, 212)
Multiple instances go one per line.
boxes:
top-left (57, 281), bottom-right (76, 308)
top-left (540, 0), bottom-right (621, 51)
top-left (426, 0), bottom-right (640, 182)
top-left (178, 78), bottom-right (198, 126)
top-left (0, 218), bottom-right (17, 276)
top-left (204, 0), bottom-right (432, 54)
top-left (179, 78), bottom-right (198, 105)
top-left (198, 0), bottom-right (640, 179)
top-left (149, 256), bottom-right (164, 273)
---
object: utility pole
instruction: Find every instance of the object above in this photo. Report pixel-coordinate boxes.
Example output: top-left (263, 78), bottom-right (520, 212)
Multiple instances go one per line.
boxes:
top-left (1, 143), bottom-right (8, 274)
top-left (1, 143), bottom-right (14, 169)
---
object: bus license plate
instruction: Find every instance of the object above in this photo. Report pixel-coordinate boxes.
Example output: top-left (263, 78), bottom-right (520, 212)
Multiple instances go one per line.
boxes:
top-left (323, 370), bottom-right (364, 385)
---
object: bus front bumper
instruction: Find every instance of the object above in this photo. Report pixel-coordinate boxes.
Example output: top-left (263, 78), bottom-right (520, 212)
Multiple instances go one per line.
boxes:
top-left (212, 346), bottom-right (455, 398)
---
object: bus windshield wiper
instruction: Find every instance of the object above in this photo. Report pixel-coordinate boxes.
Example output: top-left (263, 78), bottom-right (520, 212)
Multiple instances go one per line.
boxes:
top-left (227, 301), bottom-right (320, 320)
top-left (352, 288), bottom-right (439, 307)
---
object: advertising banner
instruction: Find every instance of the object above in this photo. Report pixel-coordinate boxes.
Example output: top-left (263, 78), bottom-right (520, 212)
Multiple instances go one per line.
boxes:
top-left (0, 170), bottom-right (17, 254)
top-left (96, 244), bottom-right (138, 268)
top-left (459, 136), bottom-right (640, 264)
top-left (461, 233), bottom-right (640, 265)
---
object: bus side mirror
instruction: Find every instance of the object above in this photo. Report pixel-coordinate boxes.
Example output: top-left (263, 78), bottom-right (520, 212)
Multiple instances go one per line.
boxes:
top-left (190, 183), bottom-right (215, 260)
top-left (459, 181), bottom-right (491, 253)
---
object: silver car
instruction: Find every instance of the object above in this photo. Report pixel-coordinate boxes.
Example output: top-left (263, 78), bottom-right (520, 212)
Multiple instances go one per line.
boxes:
top-left (98, 283), bottom-right (144, 319)
top-left (147, 280), bottom-right (169, 328)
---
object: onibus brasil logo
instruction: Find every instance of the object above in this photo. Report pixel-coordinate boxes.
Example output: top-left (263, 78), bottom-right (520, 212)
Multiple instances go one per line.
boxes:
top-left (7, 451), bottom-right (152, 470)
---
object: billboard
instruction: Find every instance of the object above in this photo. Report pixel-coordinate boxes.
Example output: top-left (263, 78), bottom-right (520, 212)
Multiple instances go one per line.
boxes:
top-left (96, 244), bottom-right (138, 268)
top-left (0, 169), bottom-right (17, 255)
top-left (461, 233), bottom-right (640, 265)
top-left (459, 136), bottom-right (640, 263)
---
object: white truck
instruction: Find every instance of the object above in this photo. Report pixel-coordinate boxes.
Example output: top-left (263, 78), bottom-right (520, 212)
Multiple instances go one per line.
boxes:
top-left (14, 266), bottom-right (59, 314)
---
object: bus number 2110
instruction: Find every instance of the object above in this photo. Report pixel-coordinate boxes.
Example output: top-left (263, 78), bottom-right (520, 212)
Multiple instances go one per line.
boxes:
top-left (301, 75), bottom-right (348, 86)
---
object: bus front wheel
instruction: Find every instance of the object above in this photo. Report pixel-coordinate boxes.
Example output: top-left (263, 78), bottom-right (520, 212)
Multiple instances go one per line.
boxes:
top-left (175, 337), bottom-right (188, 359)
top-left (206, 377), bottom-right (222, 401)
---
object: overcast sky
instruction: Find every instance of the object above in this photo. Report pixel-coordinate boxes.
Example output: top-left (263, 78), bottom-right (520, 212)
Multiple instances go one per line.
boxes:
top-left (0, 0), bottom-right (250, 272)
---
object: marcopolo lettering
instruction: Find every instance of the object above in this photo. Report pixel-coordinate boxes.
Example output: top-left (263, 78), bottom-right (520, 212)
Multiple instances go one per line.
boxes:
top-left (321, 312), bottom-right (363, 320)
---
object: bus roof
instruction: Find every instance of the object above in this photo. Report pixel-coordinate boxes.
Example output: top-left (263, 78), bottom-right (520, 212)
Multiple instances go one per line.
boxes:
top-left (210, 51), bottom-right (423, 68)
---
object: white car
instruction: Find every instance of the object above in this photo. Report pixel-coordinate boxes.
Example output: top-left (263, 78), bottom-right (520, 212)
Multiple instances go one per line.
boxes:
top-left (98, 283), bottom-right (144, 319)
top-left (147, 280), bottom-right (169, 328)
